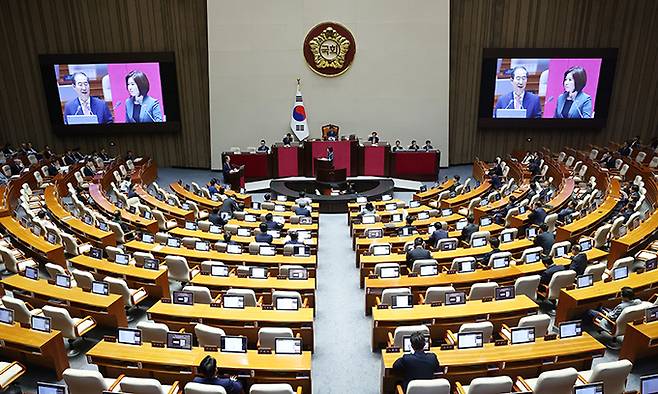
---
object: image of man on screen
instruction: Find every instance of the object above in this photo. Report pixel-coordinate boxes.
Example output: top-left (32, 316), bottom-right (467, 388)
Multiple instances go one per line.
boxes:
top-left (125, 70), bottom-right (163, 123)
top-left (63, 72), bottom-right (114, 124)
top-left (494, 66), bottom-right (542, 118)
top-left (553, 66), bottom-right (592, 118)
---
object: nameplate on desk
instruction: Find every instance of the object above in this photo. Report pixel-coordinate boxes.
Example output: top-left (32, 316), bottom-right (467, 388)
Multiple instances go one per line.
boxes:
top-left (210, 302), bottom-right (222, 308)
top-left (161, 298), bottom-right (171, 304)
top-left (237, 272), bottom-right (249, 278)
top-left (407, 272), bottom-right (418, 278)
top-left (494, 339), bottom-right (508, 346)
top-left (440, 344), bottom-right (454, 351)
top-left (368, 274), bottom-right (379, 279)
top-left (543, 333), bottom-right (557, 341)
top-left (481, 297), bottom-right (493, 303)
top-left (431, 302), bottom-right (443, 307)
top-left (262, 305), bottom-right (274, 310)
top-left (258, 348), bottom-right (272, 354)
top-left (565, 285), bottom-right (575, 291)
top-left (200, 271), bottom-right (210, 276)
top-left (446, 270), bottom-right (457, 275)
top-left (385, 347), bottom-right (400, 353)
top-left (636, 268), bottom-right (646, 274)
top-left (604, 277), bottom-right (613, 283)
top-left (377, 304), bottom-right (389, 309)
top-left (19, 322), bottom-right (30, 329)
top-left (103, 336), bottom-right (116, 342)
top-left (482, 266), bottom-right (492, 271)
top-left (277, 274), bottom-right (287, 280)
top-left (633, 319), bottom-right (645, 325)
top-left (152, 341), bottom-right (165, 348)
top-left (204, 346), bottom-right (218, 352)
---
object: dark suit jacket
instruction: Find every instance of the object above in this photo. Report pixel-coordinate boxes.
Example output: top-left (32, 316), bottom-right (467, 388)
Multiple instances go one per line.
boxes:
top-left (255, 233), bottom-right (273, 244)
top-left (406, 247), bottom-right (432, 269)
top-left (265, 220), bottom-right (283, 231)
top-left (392, 351), bottom-right (441, 390)
top-left (208, 213), bottom-right (225, 227)
top-left (568, 253), bottom-right (588, 276)
top-left (220, 197), bottom-right (239, 214)
top-left (222, 162), bottom-right (232, 179)
top-left (428, 229), bottom-right (448, 247)
top-left (528, 207), bottom-right (548, 226)
top-left (63, 97), bottom-right (113, 124)
top-left (294, 207), bottom-right (311, 217)
top-left (540, 264), bottom-right (565, 286)
top-left (533, 232), bottom-right (555, 254)
top-left (494, 91), bottom-right (542, 118)
top-left (461, 224), bottom-right (479, 243)
top-left (480, 247), bottom-right (501, 266)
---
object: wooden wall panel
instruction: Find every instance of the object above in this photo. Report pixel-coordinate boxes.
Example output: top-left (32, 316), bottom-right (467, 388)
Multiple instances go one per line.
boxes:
top-left (0, 0), bottom-right (210, 168)
top-left (450, 0), bottom-right (658, 164)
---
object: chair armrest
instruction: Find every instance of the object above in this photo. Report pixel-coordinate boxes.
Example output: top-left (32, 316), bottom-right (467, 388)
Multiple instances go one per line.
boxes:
top-left (593, 311), bottom-right (616, 330)
top-left (445, 330), bottom-right (457, 345)
top-left (302, 297), bottom-right (309, 308)
top-left (257, 295), bottom-right (263, 306)
top-left (74, 315), bottom-right (97, 337)
top-left (649, 293), bottom-right (658, 303)
top-left (455, 381), bottom-right (467, 394)
top-left (296, 387), bottom-right (303, 394)
top-left (577, 374), bottom-right (589, 384)
top-left (387, 331), bottom-right (395, 347)
top-left (108, 374), bottom-right (125, 391)
top-left (375, 296), bottom-right (382, 305)
top-left (419, 293), bottom-right (426, 304)
top-left (178, 328), bottom-right (186, 333)
top-left (537, 283), bottom-right (549, 298)
top-left (515, 376), bottom-right (532, 392)
top-left (396, 385), bottom-right (405, 394)
top-left (130, 287), bottom-right (148, 305)
top-left (0, 361), bottom-right (26, 389)
top-left (189, 268), bottom-right (200, 280)
top-left (213, 293), bottom-right (223, 303)
top-left (166, 381), bottom-right (180, 394)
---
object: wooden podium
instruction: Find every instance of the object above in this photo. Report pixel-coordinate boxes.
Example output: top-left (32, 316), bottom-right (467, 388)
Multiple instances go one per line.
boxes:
top-left (314, 158), bottom-right (346, 183)
top-left (225, 165), bottom-right (245, 191)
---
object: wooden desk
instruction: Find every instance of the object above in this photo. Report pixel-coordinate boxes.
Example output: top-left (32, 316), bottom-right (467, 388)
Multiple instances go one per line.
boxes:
top-left (247, 208), bottom-right (320, 220)
top-left (134, 184), bottom-right (194, 221)
top-left (440, 181), bottom-right (492, 209)
top-left (555, 269), bottom-right (658, 323)
top-left (89, 184), bottom-right (158, 233)
top-left (619, 321), bottom-right (658, 362)
top-left (371, 296), bottom-right (538, 350)
top-left (0, 216), bottom-right (66, 268)
top-left (169, 182), bottom-right (221, 210)
top-left (44, 185), bottom-right (116, 247)
top-left (227, 219), bottom-right (318, 233)
top-left (87, 341), bottom-right (311, 392)
top-left (413, 179), bottom-right (455, 203)
top-left (0, 322), bottom-right (69, 379)
top-left (0, 275), bottom-right (128, 328)
top-left (69, 255), bottom-right (170, 299)
top-left (609, 209), bottom-right (658, 264)
top-left (348, 199), bottom-right (406, 212)
top-left (351, 213), bottom-right (465, 238)
top-left (147, 301), bottom-right (315, 350)
top-left (473, 184), bottom-right (530, 221)
top-left (380, 333), bottom-right (605, 393)
top-left (509, 179), bottom-right (575, 228)
top-left (168, 227), bottom-right (318, 249)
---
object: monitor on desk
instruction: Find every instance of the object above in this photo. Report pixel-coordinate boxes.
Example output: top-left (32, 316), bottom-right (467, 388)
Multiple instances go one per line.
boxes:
top-left (55, 274), bottom-right (71, 288)
top-left (471, 237), bottom-right (487, 248)
top-left (366, 228), bottom-right (383, 239)
top-left (409, 201), bottom-right (421, 208)
top-left (526, 226), bottom-right (537, 239)
top-left (259, 246), bottom-right (276, 256)
top-left (172, 291), bottom-right (194, 306)
top-left (417, 212), bottom-right (430, 220)
top-left (237, 228), bottom-right (251, 237)
top-left (275, 337), bottom-right (302, 355)
top-left (185, 221), bottom-right (197, 230)
top-left (390, 214), bottom-right (402, 223)
top-left (299, 216), bottom-right (313, 225)
top-left (441, 208), bottom-right (452, 217)
top-left (356, 197), bottom-right (367, 203)
top-left (98, 222), bottom-right (110, 231)
top-left (495, 286), bottom-right (515, 300)
top-left (274, 205), bottom-right (286, 212)
top-left (573, 383), bottom-right (603, 394)
top-left (46, 232), bottom-right (58, 244)
top-left (362, 215), bottom-right (376, 224)
top-left (91, 281), bottom-right (109, 295)
top-left (372, 245), bottom-right (391, 256)
top-left (37, 382), bottom-right (67, 394)
top-left (25, 266), bottom-right (39, 280)
top-left (445, 291), bottom-right (466, 305)
top-left (576, 274), bottom-right (594, 289)
top-left (144, 258), bottom-right (160, 270)
top-left (227, 244), bottom-right (242, 254)
top-left (251, 202), bottom-right (261, 209)
top-left (167, 332), bottom-right (193, 350)
top-left (90, 247), bottom-right (103, 259)
top-left (612, 266), bottom-right (629, 280)
top-left (640, 374), bottom-right (658, 394)
top-left (209, 225), bottom-right (222, 234)
top-left (272, 216), bottom-right (285, 225)
top-left (511, 326), bottom-right (535, 345)
top-left (211, 265), bottom-right (229, 277)
top-left (275, 297), bottom-right (299, 311)
top-left (518, 205), bottom-right (527, 214)
top-left (458, 259), bottom-right (475, 273)
top-left (143, 211), bottom-right (153, 220)
top-left (645, 305), bottom-right (658, 323)
top-left (293, 245), bottom-right (310, 257)
top-left (480, 217), bottom-right (492, 226)
top-left (420, 264), bottom-right (438, 277)
top-left (479, 199), bottom-right (489, 207)
top-left (167, 237), bottom-right (181, 248)
top-left (288, 267), bottom-right (308, 280)
top-left (141, 233), bottom-right (154, 243)
top-left (559, 320), bottom-right (582, 339)
top-left (31, 315), bottom-right (51, 333)
top-left (400, 227), bottom-right (414, 236)
top-left (267, 230), bottom-right (281, 238)
top-left (379, 266), bottom-right (399, 279)
top-left (297, 230), bottom-right (312, 240)
top-left (118, 328), bottom-right (142, 346)
top-left (441, 239), bottom-right (458, 251)
top-left (195, 241), bottom-right (210, 251)
top-left (402, 335), bottom-right (430, 352)
top-left (223, 295), bottom-right (245, 309)
top-left (525, 251), bottom-right (541, 264)
top-left (277, 195), bottom-right (287, 202)
top-left (115, 253), bottom-right (130, 265)
top-left (385, 203), bottom-right (397, 211)
top-left (578, 238), bottom-right (593, 252)
top-left (382, 194), bottom-right (392, 201)
top-left (501, 231), bottom-right (513, 243)
top-left (457, 332), bottom-right (484, 349)
top-left (455, 219), bottom-right (468, 231)
top-left (181, 203), bottom-right (190, 210)
top-left (392, 294), bottom-right (413, 309)
top-left (555, 245), bottom-right (568, 257)
top-left (244, 214), bottom-right (257, 222)
top-left (82, 215), bottom-right (93, 225)
top-left (0, 307), bottom-right (14, 325)
top-left (221, 335), bottom-right (247, 353)
top-left (492, 255), bottom-right (510, 269)
top-left (250, 267), bottom-right (268, 279)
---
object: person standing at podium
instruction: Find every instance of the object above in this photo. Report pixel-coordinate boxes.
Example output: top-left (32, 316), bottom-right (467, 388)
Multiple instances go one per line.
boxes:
top-left (326, 147), bottom-right (334, 161)
top-left (222, 156), bottom-right (235, 182)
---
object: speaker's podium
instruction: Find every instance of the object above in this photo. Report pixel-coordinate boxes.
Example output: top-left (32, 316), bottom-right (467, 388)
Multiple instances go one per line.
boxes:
top-left (314, 158), bottom-right (346, 184)
top-left (225, 165), bottom-right (245, 191)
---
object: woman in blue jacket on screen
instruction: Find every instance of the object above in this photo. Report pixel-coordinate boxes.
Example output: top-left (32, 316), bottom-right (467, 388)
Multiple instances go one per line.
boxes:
top-left (124, 70), bottom-right (163, 123)
top-left (554, 66), bottom-right (593, 119)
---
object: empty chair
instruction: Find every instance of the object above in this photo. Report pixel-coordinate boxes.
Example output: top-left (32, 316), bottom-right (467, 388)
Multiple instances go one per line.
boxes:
top-left (422, 286), bottom-right (455, 304)
top-left (373, 263), bottom-right (400, 277)
top-left (155, 232), bottom-right (170, 244)
top-left (181, 236), bottom-right (202, 249)
top-left (468, 282), bottom-right (498, 300)
top-left (225, 288), bottom-right (259, 307)
top-left (457, 321), bottom-right (494, 343)
top-left (184, 382), bottom-right (228, 394)
top-left (499, 228), bottom-right (517, 243)
top-left (514, 275), bottom-right (541, 301)
top-left (136, 321), bottom-right (170, 343)
top-left (258, 327), bottom-right (294, 349)
top-left (0, 245), bottom-right (37, 273)
top-left (389, 325), bottom-right (431, 348)
top-left (61, 233), bottom-right (92, 256)
top-left (450, 257), bottom-right (476, 271)
top-left (515, 367), bottom-right (578, 394)
top-left (106, 221), bottom-right (126, 243)
top-left (469, 231), bottom-right (490, 246)
top-left (45, 262), bottom-right (68, 279)
top-left (104, 246), bottom-right (123, 261)
top-left (402, 378), bottom-right (450, 394)
top-left (71, 269), bottom-right (94, 291)
top-left (104, 276), bottom-right (147, 321)
top-left (63, 368), bottom-right (117, 394)
top-left (153, 210), bottom-right (177, 231)
top-left (249, 242), bottom-right (269, 255)
top-left (134, 251), bottom-right (155, 265)
top-left (626, 211), bottom-right (642, 230)
top-left (411, 259), bottom-right (438, 274)
top-left (0, 361), bottom-right (25, 391)
top-left (577, 359), bottom-right (633, 394)
top-left (1, 295), bottom-right (43, 324)
top-left (593, 224), bottom-right (611, 248)
top-left (380, 288), bottom-right (412, 306)
top-left (182, 285), bottom-right (215, 304)
top-left (649, 156), bottom-right (658, 168)
top-left (194, 323), bottom-right (226, 347)
top-left (164, 255), bottom-right (200, 283)
top-left (458, 197), bottom-right (481, 217)
top-left (249, 384), bottom-right (295, 394)
top-left (197, 220), bottom-right (212, 232)
top-left (42, 305), bottom-right (96, 357)
top-left (541, 270), bottom-right (578, 303)
top-left (119, 377), bottom-right (179, 394)
top-left (456, 376), bottom-right (513, 394)
top-left (584, 262), bottom-right (606, 282)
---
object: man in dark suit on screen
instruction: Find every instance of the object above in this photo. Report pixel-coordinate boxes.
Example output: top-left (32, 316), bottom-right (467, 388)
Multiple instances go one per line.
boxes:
top-left (63, 72), bottom-right (113, 124)
top-left (494, 66), bottom-right (542, 118)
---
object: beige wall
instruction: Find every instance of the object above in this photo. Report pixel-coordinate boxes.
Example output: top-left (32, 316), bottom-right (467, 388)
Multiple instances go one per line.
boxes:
top-left (208, 0), bottom-right (450, 169)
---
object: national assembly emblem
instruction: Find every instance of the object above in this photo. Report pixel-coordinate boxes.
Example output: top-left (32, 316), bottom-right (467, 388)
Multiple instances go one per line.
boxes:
top-left (303, 22), bottom-right (356, 77)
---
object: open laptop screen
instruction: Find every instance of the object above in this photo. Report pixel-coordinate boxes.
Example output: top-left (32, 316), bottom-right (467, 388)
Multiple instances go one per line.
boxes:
top-left (457, 332), bottom-right (483, 349)
top-left (274, 337), bottom-right (303, 354)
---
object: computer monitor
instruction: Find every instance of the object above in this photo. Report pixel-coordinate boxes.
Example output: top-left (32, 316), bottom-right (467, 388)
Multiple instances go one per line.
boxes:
top-left (195, 241), bottom-right (210, 251)
top-left (558, 320), bottom-right (582, 339)
top-left (445, 291), bottom-right (466, 305)
top-left (25, 266), bottom-right (38, 280)
top-left (455, 219), bottom-right (468, 230)
top-left (458, 260), bottom-right (475, 273)
top-left (576, 274), bottom-right (594, 289)
top-left (244, 214), bottom-right (257, 222)
top-left (166, 199), bottom-right (175, 206)
top-left (98, 222), bottom-right (109, 231)
top-left (391, 214), bottom-right (403, 223)
top-left (518, 205), bottom-right (527, 214)
top-left (141, 233), bottom-right (154, 243)
top-left (82, 215), bottom-right (93, 225)
top-left (480, 217), bottom-right (492, 226)
top-left (372, 245), bottom-right (391, 256)
top-left (31, 315), bottom-right (51, 333)
top-left (382, 194), bottom-right (392, 201)
top-left (274, 205), bottom-right (286, 212)
top-left (297, 230), bottom-right (311, 240)
top-left (565, 214), bottom-right (574, 224)
top-left (227, 244), bottom-right (242, 254)
top-left (237, 228), bottom-right (251, 237)
top-left (220, 335), bottom-right (248, 353)
top-left (251, 202), bottom-right (261, 209)
top-left (495, 286), bottom-right (515, 301)
top-left (526, 227), bottom-right (537, 239)
top-left (209, 225), bottom-right (221, 234)
top-left (612, 266), bottom-right (629, 280)
top-left (385, 203), bottom-right (397, 211)
top-left (441, 239), bottom-right (458, 251)
top-left (167, 332), bottom-right (193, 350)
top-left (275, 297), bottom-right (299, 310)
top-left (55, 274), bottom-right (71, 288)
top-left (91, 281), bottom-right (109, 295)
top-left (402, 335), bottom-right (430, 352)
top-left (172, 291), bottom-right (194, 306)
top-left (117, 328), bottom-right (142, 346)
top-left (409, 201), bottom-right (421, 208)
top-left (250, 267), bottom-right (268, 279)
top-left (501, 232), bottom-right (513, 243)
top-left (618, 225), bottom-right (627, 237)
top-left (128, 206), bottom-right (137, 214)
top-left (392, 294), bottom-right (413, 309)
top-left (492, 256), bottom-right (510, 269)
top-left (115, 253), bottom-right (130, 265)
top-left (143, 211), bottom-right (153, 220)
top-left (420, 265), bottom-right (438, 277)
top-left (211, 265), bottom-right (229, 277)
top-left (259, 246), bottom-right (276, 256)
top-left (166, 237), bottom-right (181, 248)
top-left (293, 246), bottom-right (310, 257)
top-left (573, 383), bottom-right (603, 394)
top-left (362, 215), bottom-right (376, 224)
top-left (223, 295), bottom-right (245, 309)
top-left (578, 238), bottom-right (593, 252)
top-left (645, 305), bottom-right (658, 323)
top-left (441, 208), bottom-right (452, 217)
top-left (457, 332), bottom-right (484, 349)
top-left (510, 326), bottom-right (535, 345)
top-left (185, 221), bottom-right (197, 230)
top-left (479, 199), bottom-right (489, 207)
top-left (211, 194), bottom-right (220, 202)
top-left (181, 203), bottom-right (190, 210)
top-left (288, 268), bottom-right (308, 280)
top-left (640, 374), bottom-right (658, 394)
top-left (143, 258), bottom-right (160, 270)
top-left (554, 245), bottom-right (568, 257)
top-left (90, 247), bottom-right (103, 259)
top-left (525, 251), bottom-right (540, 264)
top-left (46, 232), bottom-right (57, 244)
top-left (277, 195), bottom-right (287, 202)
top-left (36, 382), bottom-right (67, 394)
top-left (400, 227), bottom-right (414, 236)
top-left (275, 337), bottom-right (302, 354)
top-left (418, 212), bottom-right (430, 220)
top-left (356, 196), bottom-right (367, 203)
top-left (0, 307), bottom-right (14, 325)
top-left (471, 237), bottom-right (487, 247)
top-left (267, 230), bottom-right (281, 238)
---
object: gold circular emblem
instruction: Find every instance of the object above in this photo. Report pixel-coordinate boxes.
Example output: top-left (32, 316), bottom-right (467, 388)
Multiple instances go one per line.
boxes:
top-left (304, 22), bottom-right (356, 77)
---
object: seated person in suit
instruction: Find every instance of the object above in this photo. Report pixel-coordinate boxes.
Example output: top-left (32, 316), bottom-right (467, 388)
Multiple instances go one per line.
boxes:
top-left (479, 237), bottom-right (501, 267)
top-left (493, 65), bottom-right (542, 118)
top-left (408, 140), bottom-right (420, 151)
top-left (398, 216), bottom-right (417, 236)
top-left (490, 173), bottom-right (503, 190)
top-left (223, 233), bottom-right (237, 246)
top-left (264, 213), bottom-right (284, 231)
top-left (208, 208), bottom-right (225, 227)
top-left (257, 139), bottom-right (269, 152)
top-left (221, 195), bottom-right (240, 217)
top-left (192, 355), bottom-right (244, 394)
top-left (588, 287), bottom-right (642, 330)
top-left (406, 237), bottom-right (432, 270)
top-left (539, 255), bottom-right (564, 286)
top-left (448, 175), bottom-right (462, 192)
top-left (284, 231), bottom-right (302, 245)
top-left (392, 140), bottom-right (403, 152)
top-left (294, 201), bottom-right (311, 217)
top-left (63, 72), bottom-right (114, 124)
top-left (367, 131), bottom-right (380, 144)
top-left (255, 222), bottom-right (273, 244)
top-left (533, 224), bottom-right (555, 254)
top-left (422, 140), bottom-right (433, 151)
top-left (392, 331), bottom-right (441, 391)
top-left (493, 195), bottom-right (517, 225)
top-left (557, 200), bottom-right (577, 222)
top-left (295, 191), bottom-right (313, 208)
top-left (282, 132), bottom-right (294, 146)
top-left (427, 222), bottom-right (448, 248)
top-left (82, 161), bottom-right (95, 177)
top-left (359, 202), bottom-right (376, 217)
top-left (461, 216), bottom-right (479, 244)
top-left (528, 201), bottom-right (548, 226)
top-left (567, 244), bottom-right (588, 276)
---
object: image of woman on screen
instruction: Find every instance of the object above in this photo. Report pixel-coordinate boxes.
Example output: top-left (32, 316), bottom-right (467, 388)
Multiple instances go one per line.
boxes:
top-left (124, 70), bottom-right (162, 123)
top-left (554, 66), bottom-right (592, 119)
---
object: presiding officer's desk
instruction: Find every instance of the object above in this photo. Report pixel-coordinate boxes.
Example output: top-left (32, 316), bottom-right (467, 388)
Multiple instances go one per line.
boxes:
top-left (371, 295), bottom-right (538, 350)
top-left (133, 184), bottom-right (195, 222)
top-left (168, 227), bottom-right (318, 251)
top-left (619, 320), bottom-right (658, 363)
top-left (380, 333), bottom-right (605, 393)
top-left (191, 273), bottom-right (316, 308)
top-left (555, 268), bottom-right (658, 323)
top-left (0, 217), bottom-right (66, 268)
top-left (0, 275), bottom-right (128, 328)
top-left (147, 301), bottom-right (315, 350)
top-left (364, 248), bottom-right (608, 314)
top-left (44, 185), bottom-right (116, 247)
top-left (87, 341), bottom-right (311, 393)
top-left (0, 322), bottom-right (69, 380)
top-left (89, 183), bottom-right (159, 233)
top-left (69, 255), bottom-right (170, 299)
